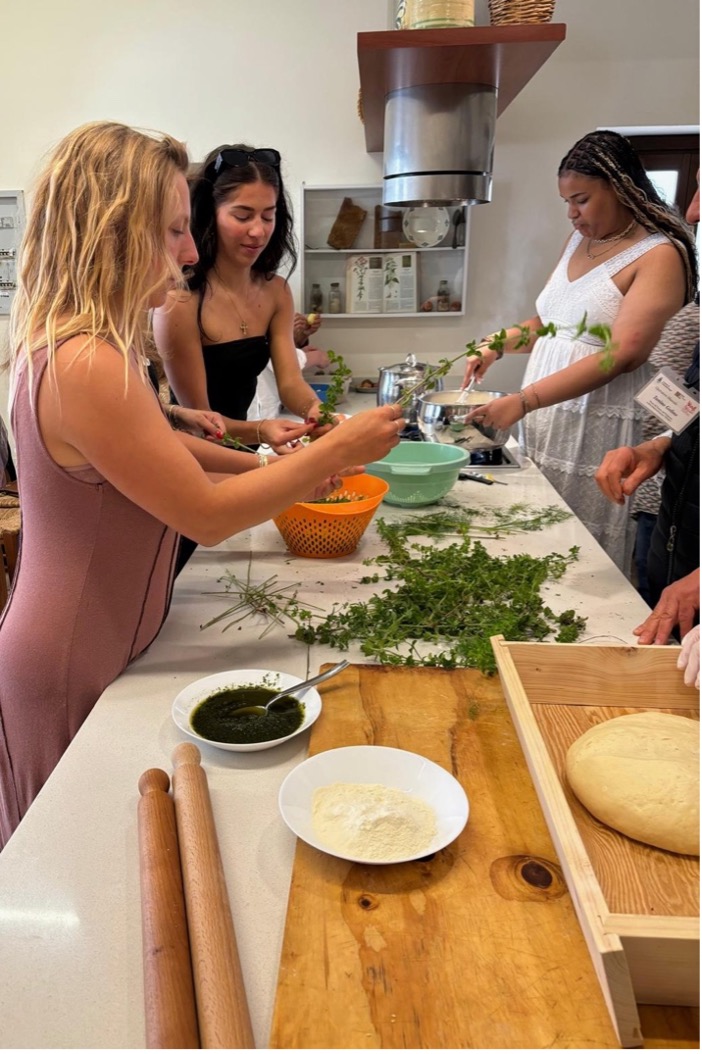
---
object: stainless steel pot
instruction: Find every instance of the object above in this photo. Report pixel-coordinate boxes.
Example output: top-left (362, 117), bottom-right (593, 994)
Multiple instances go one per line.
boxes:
top-left (417, 390), bottom-right (511, 451)
top-left (377, 354), bottom-right (444, 426)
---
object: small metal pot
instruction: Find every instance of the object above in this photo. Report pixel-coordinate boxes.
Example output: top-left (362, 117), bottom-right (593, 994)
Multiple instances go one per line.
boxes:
top-left (417, 390), bottom-right (511, 451)
top-left (377, 354), bottom-right (444, 426)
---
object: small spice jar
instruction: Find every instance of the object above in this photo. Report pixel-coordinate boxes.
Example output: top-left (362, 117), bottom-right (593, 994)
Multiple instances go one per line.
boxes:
top-left (437, 279), bottom-right (450, 311)
top-left (309, 283), bottom-right (323, 314)
top-left (328, 283), bottom-right (343, 314)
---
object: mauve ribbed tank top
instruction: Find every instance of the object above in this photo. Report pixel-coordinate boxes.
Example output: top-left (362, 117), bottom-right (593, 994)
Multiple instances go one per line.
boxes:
top-left (0, 346), bottom-right (178, 846)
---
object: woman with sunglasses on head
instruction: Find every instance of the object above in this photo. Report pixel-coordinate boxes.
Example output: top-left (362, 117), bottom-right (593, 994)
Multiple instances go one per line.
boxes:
top-left (0, 122), bottom-right (403, 847)
top-left (154, 145), bottom-right (325, 453)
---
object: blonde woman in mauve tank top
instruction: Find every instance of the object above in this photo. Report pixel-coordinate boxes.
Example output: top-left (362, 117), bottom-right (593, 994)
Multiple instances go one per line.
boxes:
top-left (0, 122), bottom-right (404, 848)
top-left (460, 130), bottom-right (697, 573)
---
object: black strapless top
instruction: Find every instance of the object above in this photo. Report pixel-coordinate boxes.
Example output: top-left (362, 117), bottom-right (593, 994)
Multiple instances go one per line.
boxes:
top-left (201, 335), bottom-right (270, 420)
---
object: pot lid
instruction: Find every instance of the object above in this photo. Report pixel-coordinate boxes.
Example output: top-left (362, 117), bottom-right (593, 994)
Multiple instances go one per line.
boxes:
top-left (380, 353), bottom-right (430, 376)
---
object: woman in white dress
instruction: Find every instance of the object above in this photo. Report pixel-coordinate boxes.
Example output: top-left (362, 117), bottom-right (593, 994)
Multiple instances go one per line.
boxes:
top-left (462, 130), bottom-right (697, 571)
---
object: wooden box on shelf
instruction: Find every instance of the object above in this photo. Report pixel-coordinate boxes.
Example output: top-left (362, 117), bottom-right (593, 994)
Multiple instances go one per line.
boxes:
top-left (301, 184), bottom-right (468, 319)
top-left (491, 636), bottom-right (699, 1049)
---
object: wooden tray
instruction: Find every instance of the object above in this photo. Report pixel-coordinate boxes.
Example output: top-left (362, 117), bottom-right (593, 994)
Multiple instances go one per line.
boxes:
top-left (271, 664), bottom-right (618, 1049)
top-left (491, 638), bottom-right (700, 1048)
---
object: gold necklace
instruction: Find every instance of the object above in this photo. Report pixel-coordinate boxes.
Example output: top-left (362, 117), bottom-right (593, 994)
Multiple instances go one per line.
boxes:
top-left (215, 274), bottom-right (252, 336)
top-left (586, 218), bottom-right (637, 260)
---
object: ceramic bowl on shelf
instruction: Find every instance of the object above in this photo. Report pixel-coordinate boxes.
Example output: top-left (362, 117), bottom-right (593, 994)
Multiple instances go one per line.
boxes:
top-left (171, 668), bottom-right (322, 753)
top-left (402, 206), bottom-right (451, 248)
top-left (278, 744), bottom-right (469, 865)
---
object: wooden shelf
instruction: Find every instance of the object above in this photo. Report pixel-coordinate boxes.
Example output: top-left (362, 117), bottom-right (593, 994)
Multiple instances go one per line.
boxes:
top-left (357, 24), bottom-right (566, 153)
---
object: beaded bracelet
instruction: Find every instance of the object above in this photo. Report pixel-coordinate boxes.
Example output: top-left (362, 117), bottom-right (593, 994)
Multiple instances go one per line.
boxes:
top-left (518, 390), bottom-right (531, 416)
top-left (257, 451), bottom-right (269, 468)
top-left (529, 383), bottom-right (541, 408)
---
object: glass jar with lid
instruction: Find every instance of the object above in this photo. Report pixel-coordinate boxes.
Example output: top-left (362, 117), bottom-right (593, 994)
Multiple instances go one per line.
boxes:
top-left (437, 279), bottom-right (450, 311)
top-left (328, 283), bottom-right (342, 314)
top-left (309, 283), bottom-right (323, 314)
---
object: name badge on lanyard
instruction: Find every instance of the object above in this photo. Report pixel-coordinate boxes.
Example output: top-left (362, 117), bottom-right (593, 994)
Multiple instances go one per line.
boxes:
top-left (635, 366), bottom-right (700, 435)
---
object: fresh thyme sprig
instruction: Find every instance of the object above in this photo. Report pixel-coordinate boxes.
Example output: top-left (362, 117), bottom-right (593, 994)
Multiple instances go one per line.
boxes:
top-left (315, 350), bottom-right (353, 426)
top-left (398, 313), bottom-right (616, 408)
top-left (220, 433), bottom-right (256, 453)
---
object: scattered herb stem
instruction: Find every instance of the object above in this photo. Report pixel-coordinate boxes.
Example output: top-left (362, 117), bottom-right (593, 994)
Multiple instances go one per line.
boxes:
top-left (201, 565), bottom-right (319, 639)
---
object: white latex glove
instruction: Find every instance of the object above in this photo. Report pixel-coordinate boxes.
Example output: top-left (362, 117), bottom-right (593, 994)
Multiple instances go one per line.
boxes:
top-left (677, 626), bottom-right (700, 689)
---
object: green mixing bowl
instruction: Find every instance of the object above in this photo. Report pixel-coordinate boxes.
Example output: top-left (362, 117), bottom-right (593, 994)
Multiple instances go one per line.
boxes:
top-left (366, 441), bottom-right (469, 506)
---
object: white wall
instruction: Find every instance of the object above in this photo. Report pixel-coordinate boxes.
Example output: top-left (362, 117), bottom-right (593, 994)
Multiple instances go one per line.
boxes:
top-left (1, 0), bottom-right (699, 434)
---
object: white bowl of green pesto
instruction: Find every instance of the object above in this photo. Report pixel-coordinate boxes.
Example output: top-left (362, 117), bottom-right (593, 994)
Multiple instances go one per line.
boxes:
top-left (172, 668), bottom-right (323, 753)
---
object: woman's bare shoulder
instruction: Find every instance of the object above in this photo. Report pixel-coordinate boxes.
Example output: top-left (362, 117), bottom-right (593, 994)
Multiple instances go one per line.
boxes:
top-left (158, 288), bottom-right (199, 316)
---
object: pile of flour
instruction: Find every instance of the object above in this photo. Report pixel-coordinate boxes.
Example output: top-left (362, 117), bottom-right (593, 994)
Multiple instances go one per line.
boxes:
top-left (311, 782), bottom-right (437, 861)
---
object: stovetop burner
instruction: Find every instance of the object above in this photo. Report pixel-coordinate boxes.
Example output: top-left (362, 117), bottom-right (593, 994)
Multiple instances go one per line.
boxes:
top-left (400, 430), bottom-right (521, 468)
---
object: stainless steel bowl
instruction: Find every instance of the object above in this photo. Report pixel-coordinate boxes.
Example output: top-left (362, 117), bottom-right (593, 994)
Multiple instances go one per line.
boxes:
top-left (417, 390), bottom-right (511, 451)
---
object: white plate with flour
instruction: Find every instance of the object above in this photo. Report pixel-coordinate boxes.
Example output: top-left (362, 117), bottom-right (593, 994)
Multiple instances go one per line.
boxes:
top-left (278, 745), bottom-right (469, 864)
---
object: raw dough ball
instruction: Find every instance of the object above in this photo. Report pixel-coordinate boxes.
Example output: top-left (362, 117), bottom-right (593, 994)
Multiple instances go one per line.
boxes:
top-left (566, 712), bottom-right (699, 856)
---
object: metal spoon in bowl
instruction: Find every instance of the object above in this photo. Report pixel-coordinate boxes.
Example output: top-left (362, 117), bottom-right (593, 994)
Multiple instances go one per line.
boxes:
top-left (231, 659), bottom-right (350, 716)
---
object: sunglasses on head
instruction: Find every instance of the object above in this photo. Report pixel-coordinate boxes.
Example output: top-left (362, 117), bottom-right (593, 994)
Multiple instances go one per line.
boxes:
top-left (208, 148), bottom-right (281, 179)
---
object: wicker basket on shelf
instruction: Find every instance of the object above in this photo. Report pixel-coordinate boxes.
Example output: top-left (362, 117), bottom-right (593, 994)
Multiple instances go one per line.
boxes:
top-left (488, 0), bottom-right (555, 25)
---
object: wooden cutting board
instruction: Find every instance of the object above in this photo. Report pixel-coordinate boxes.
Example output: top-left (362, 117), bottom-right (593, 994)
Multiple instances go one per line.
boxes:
top-left (270, 664), bottom-right (619, 1049)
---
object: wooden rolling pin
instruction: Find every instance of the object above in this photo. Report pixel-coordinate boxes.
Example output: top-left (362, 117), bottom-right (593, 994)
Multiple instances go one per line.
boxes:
top-left (171, 743), bottom-right (255, 1049)
top-left (137, 768), bottom-right (199, 1049)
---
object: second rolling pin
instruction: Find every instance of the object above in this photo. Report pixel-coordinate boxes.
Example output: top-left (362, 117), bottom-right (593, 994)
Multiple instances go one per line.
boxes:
top-left (172, 742), bottom-right (255, 1049)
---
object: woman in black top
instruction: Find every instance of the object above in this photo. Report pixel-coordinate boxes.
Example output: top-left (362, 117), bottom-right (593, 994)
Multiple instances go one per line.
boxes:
top-left (153, 145), bottom-right (323, 451)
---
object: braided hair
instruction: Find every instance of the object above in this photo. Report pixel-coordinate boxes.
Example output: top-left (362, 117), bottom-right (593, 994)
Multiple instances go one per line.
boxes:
top-left (559, 130), bottom-right (698, 301)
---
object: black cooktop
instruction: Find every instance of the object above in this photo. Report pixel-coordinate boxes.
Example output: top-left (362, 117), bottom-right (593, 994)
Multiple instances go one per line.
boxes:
top-left (400, 427), bottom-right (518, 467)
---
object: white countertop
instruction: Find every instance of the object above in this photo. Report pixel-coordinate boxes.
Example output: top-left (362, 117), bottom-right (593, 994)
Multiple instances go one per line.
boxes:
top-left (0, 404), bottom-right (651, 1049)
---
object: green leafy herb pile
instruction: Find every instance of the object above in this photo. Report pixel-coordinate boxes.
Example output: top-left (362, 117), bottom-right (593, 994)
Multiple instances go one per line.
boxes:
top-left (201, 503), bottom-right (587, 674)
top-left (293, 510), bottom-right (586, 673)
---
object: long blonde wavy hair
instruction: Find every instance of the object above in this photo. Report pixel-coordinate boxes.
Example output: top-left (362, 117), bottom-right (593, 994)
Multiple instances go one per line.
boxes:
top-left (9, 120), bottom-right (190, 389)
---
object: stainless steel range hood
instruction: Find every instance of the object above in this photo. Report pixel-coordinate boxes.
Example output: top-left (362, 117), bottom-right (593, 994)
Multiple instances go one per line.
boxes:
top-left (383, 83), bottom-right (496, 207)
top-left (357, 25), bottom-right (566, 209)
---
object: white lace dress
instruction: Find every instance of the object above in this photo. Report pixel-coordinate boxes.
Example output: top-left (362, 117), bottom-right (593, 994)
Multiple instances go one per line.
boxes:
top-left (519, 230), bottom-right (668, 571)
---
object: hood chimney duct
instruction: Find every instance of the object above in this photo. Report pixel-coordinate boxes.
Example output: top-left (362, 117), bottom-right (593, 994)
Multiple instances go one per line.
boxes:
top-left (383, 82), bottom-right (497, 207)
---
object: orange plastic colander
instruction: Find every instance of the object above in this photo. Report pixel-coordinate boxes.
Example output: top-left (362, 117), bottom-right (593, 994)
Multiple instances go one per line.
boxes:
top-left (273, 473), bottom-right (389, 559)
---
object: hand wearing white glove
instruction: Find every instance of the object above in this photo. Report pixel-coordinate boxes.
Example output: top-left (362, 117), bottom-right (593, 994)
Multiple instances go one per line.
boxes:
top-left (677, 626), bottom-right (700, 689)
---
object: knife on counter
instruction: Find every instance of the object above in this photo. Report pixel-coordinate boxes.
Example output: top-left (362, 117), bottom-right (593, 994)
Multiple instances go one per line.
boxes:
top-left (458, 471), bottom-right (508, 485)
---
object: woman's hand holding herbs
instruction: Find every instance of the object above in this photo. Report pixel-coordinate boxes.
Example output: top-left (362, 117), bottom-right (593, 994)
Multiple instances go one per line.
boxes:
top-left (168, 405), bottom-right (227, 439)
top-left (258, 417), bottom-right (310, 454)
top-left (323, 404), bottom-right (404, 466)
